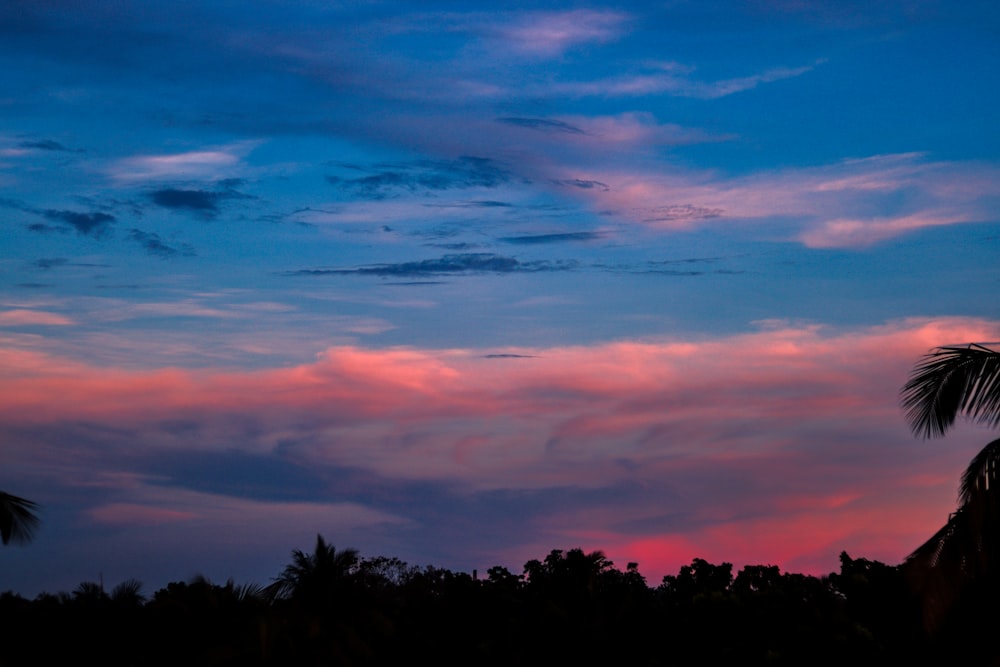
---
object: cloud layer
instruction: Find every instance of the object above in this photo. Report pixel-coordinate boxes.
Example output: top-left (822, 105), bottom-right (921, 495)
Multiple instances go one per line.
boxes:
top-left (2, 317), bottom-right (997, 592)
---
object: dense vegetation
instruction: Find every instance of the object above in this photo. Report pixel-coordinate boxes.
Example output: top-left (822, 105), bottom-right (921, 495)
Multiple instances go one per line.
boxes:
top-left (1, 536), bottom-right (988, 666)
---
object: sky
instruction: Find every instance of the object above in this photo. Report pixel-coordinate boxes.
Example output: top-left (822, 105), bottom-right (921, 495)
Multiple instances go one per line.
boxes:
top-left (1, 0), bottom-right (999, 596)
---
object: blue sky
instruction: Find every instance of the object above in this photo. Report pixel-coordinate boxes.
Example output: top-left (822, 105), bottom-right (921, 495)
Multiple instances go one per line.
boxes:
top-left (1, 0), bottom-right (999, 595)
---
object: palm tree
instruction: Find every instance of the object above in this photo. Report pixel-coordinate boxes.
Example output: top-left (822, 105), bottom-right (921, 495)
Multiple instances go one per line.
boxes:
top-left (899, 343), bottom-right (1000, 633)
top-left (270, 534), bottom-right (360, 608)
top-left (0, 491), bottom-right (40, 545)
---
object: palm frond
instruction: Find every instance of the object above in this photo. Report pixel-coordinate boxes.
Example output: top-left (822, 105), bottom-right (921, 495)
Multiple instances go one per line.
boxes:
top-left (0, 492), bottom-right (41, 546)
top-left (906, 511), bottom-right (963, 571)
top-left (959, 437), bottom-right (1000, 506)
top-left (111, 578), bottom-right (146, 604)
top-left (230, 580), bottom-right (267, 603)
top-left (901, 344), bottom-right (1000, 438)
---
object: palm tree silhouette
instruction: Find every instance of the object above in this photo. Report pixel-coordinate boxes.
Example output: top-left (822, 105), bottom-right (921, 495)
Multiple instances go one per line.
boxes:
top-left (271, 534), bottom-right (360, 607)
top-left (901, 343), bottom-right (1000, 438)
top-left (0, 491), bottom-right (40, 545)
top-left (900, 343), bottom-right (1000, 632)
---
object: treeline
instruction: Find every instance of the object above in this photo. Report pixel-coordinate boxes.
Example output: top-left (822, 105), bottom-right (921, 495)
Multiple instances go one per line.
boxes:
top-left (0, 537), bottom-right (982, 666)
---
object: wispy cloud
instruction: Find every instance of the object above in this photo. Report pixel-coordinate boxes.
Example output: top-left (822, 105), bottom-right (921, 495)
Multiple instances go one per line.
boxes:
top-left (0, 135), bottom-right (75, 159)
top-left (127, 229), bottom-right (195, 258)
top-left (554, 179), bottom-right (610, 191)
top-left (496, 117), bottom-right (587, 134)
top-left (501, 231), bottom-right (606, 245)
top-left (107, 142), bottom-right (259, 183)
top-left (17, 139), bottom-right (74, 152)
top-left (560, 153), bottom-right (1000, 246)
top-left (483, 353), bottom-right (537, 359)
top-left (286, 253), bottom-right (577, 277)
top-left (799, 212), bottom-right (969, 248)
top-left (498, 112), bottom-right (721, 146)
top-left (423, 200), bottom-right (512, 209)
top-left (3, 197), bottom-right (118, 239)
top-left (0, 309), bottom-right (74, 326)
top-left (547, 62), bottom-right (820, 99)
top-left (326, 156), bottom-right (511, 200)
top-left (481, 9), bottom-right (630, 58)
top-left (85, 484), bottom-right (406, 534)
top-left (32, 258), bottom-right (110, 270)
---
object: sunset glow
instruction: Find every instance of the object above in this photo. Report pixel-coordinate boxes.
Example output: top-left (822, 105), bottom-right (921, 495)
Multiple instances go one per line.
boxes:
top-left (1, 1), bottom-right (997, 595)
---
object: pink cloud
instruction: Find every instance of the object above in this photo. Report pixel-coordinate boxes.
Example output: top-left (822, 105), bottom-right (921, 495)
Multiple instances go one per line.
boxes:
top-left (798, 211), bottom-right (972, 248)
top-left (2, 317), bottom-right (994, 438)
top-left (490, 10), bottom-right (629, 58)
top-left (3, 317), bottom-right (997, 578)
top-left (503, 112), bottom-right (726, 150)
top-left (549, 63), bottom-right (818, 99)
top-left (0, 309), bottom-right (74, 326)
top-left (557, 153), bottom-right (1000, 245)
top-left (85, 485), bottom-right (406, 535)
top-left (107, 140), bottom-right (260, 183)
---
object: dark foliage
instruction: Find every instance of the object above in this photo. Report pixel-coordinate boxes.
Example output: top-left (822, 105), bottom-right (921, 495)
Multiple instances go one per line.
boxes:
top-left (0, 492), bottom-right (40, 545)
top-left (901, 343), bottom-right (1000, 438)
top-left (0, 538), bottom-right (932, 667)
top-left (900, 343), bottom-right (1000, 656)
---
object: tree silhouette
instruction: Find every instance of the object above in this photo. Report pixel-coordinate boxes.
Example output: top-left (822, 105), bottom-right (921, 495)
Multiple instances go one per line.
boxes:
top-left (270, 534), bottom-right (360, 608)
top-left (900, 343), bottom-right (1000, 635)
top-left (901, 343), bottom-right (1000, 438)
top-left (0, 491), bottom-right (40, 545)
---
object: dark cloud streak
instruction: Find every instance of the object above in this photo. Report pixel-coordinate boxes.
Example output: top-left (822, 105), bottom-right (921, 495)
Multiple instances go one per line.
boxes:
top-left (32, 258), bottom-right (110, 270)
top-left (148, 183), bottom-right (252, 216)
top-left (427, 242), bottom-right (481, 250)
top-left (18, 139), bottom-right (72, 151)
top-left (33, 258), bottom-right (69, 270)
top-left (41, 209), bottom-right (115, 237)
top-left (423, 200), bottom-right (512, 208)
top-left (554, 179), bottom-right (610, 191)
top-left (640, 205), bottom-right (724, 222)
top-left (127, 229), bottom-right (196, 258)
top-left (501, 231), bottom-right (606, 245)
top-left (27, 223), bottom-right (68, 235)
top-left (326, 157), bottom-right (511, 200)
top-left (149, 189), bottom-right (222, 213)
top-left (496, 117), bottom-right (586, 134)
top-left (284, 253), bottom-right (576, 277)
top-left (382, 281), bottom-right (448, 286)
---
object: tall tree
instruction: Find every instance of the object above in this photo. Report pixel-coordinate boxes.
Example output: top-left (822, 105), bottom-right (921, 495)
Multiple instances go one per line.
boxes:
top-left (900, 343), bottom-right (1000, 634)
top-left (0, 492), bottom-right (40, 546)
